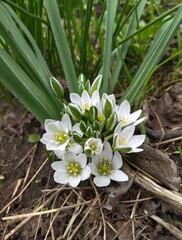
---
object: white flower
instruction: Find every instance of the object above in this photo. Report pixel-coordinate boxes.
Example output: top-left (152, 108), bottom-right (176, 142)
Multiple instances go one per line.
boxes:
top-left (51, 152), bottom-right (91, 187)
top-left (40, 114), bottom-right (72, 151)
top-left (70, 90), bottom-right (100, 114)
top-left (116, 100), bottom-right (145, 127)
top-left (113, 123), bottom-right (145, 153)
top-left (89, 141), bottom-right (128, 187)
top-left (84, 138), bottom-right (103, 156)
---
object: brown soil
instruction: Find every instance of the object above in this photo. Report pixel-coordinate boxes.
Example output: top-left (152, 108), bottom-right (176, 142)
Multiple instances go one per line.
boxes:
top-left (0, 84), bottom-right (182, 240)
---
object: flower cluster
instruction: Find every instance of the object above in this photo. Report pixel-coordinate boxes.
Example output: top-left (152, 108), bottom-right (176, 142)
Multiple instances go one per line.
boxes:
top-left (40, 75), bottom-right (145, 187)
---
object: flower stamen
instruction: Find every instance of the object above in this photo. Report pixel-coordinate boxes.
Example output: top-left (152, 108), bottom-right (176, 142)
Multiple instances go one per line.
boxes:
top-left (97, 158), bottom-right (113, 176)
top-left (55, 132), bottom-right (68, 143)
top-left (120, 116), bottom-right (128, 124)
top-left (67, 162), bottom-right (81, 176)
top-left (119, 136), bottom-right (128, 145)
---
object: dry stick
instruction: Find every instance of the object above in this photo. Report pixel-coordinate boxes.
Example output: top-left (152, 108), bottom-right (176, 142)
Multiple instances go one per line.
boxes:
top-left (146, 211), bottom-right (182, 240)
top-left (66, 198), bottom-right (98, 240)
top-left (2, 201), bottom-right (92, 221)
top-left (123, 164), bottom-right (182, 211)
top-left (149, 104), bottom-right (165, 145)
top-left (91, 179), bottom-right (107, 240)
top-left (3, 189), bottom-right (62, 240)
top-left (63, 198), bottom-right (84, 238)
top-left (0, 157), bottom-right (48, 214)
top-left (44, 190), bottom-right (74, 240)
top-left (6, 179), bottom-right (23, 214)
top-left (14, 144), bottom-right (36, 170)
top-left (130, 190), bottom-right (141, 240)
top-left (34, 171), bottom-right (54, 240)
top-left (152, 136), bottom-right (182, 146)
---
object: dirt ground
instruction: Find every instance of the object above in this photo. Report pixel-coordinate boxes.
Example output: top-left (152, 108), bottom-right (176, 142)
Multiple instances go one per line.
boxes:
top-left (0, 82), bottom-right (182, 240)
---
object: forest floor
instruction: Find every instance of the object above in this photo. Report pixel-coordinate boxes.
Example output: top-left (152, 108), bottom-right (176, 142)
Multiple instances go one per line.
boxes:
top-left (0, 78), bottom-right (182, 239)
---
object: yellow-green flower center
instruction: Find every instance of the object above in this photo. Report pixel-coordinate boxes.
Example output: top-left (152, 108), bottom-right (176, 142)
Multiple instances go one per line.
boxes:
top-left (67, 162), bottom-right (81, 176)
top-left (83, 103), bottom-right (91, 109)
top-left (119, 136), bottom-right (128, 145)
top-left (55, 132), bottom-right (68, 144)
top-left (97, 157), bottom-right (113, 176)
top-left (120, 116), bottom-right (128, 124)
top-left (91, 144), bottom-right (96, 150)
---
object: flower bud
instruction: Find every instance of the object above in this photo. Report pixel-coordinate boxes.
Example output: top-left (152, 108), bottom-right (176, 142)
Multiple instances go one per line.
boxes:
top-left (72, 132), bottom-right (82, 143)
top-left (103, 99), bottom-right (112, 118)
top-left (90, 75), bottom-right (102, 95)
top-left (93, 121), bottom-right (100, 131)
top-left (80, 121), bottom-right (87, 133)
top-left (68, 103), bottom-right (82, 121)
top-left (50, 76), bottom-right (64, 98)
top-left (88, 106), bottom-right (98, 122)
top-left (93, 130), bottom-right (100, 138)
top-left (78, 74), bottom-right (86, 92)
top-left (86, 126), bottom-right (93, 136)
top-left (106, 113), bottom-right (117, 131)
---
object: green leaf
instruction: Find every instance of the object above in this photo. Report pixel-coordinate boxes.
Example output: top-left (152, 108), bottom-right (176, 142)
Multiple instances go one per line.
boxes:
top-left (111, 0), bottom-right (147, 93)
top-left (0, 48), bottom-right (60, 122)
top-left (101, 0), bottom-right (118, 94)
top-left (120, 4), bottom-right (182, 104)
top-left (28, 133), bottom-right (41, 143)
top-left (44, 0), bottom-right (79, 93)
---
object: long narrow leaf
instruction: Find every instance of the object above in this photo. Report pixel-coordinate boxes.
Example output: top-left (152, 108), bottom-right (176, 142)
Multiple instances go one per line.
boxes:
top-left (0, 2), bottom-right (61, 113)
top-left (120, 4), bottom-right (182, 104)
top-left (111, 0), bottom-right (147, 93)
top-left (0, 48), bottom-right (61, 122)
top-left (100, 0), bottom-right (118, 94)
top-left (44, 0), bottom-right (79, 93)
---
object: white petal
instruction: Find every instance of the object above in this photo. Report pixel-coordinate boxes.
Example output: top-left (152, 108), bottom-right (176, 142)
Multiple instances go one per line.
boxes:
top-left (91, 156), bottom-right (99, 166)
top-left (91, 90), bottom-right (100, 106)
top-left (69, 175), bottom-right (81, 187)
top-left (63, 152), bottom-right (75, 162)
top-left (114, 122), bottom-right (122, 136)
top-left (82, 90), bottom-right (91, 106)
top-left (45, 119), bottom-right (56, 131)
top-left (48, 141), bottom-right (68, 151)
top-left (68, 143), bottom-right (83, 155)
top-left (109, 170), bottom-right (128, 182)
top-left (128, 135), bottom-right (145, 148)
top-left (93, 176), bottom-right (110, 187)
top-left (120, 125), bottom-right (135, 141)
top-left (72, 123), bottom-right (83, 136)
top-left (119, 100), bottom-right (130, 116)
top-left (46, 121), bottom-right (60, 132)
top-left (51, 161), bottom-right (67, 171)
top-left (129, 147), bottom-right (143, 153)
top-left (53, 172), bottom-right (69, 184)
top-left (61, 114), bottom-right (72, 131)
top-left (76, 154), bottom-right (87, 168)
top-left (54, 150), bottom-right (64, 159)
top-left (112, 152), bottom-right (123, 169)
top-left (89, 163), bottom-right (99, 176)
top-left (70, 93), bottom-right (81, 106)
top-left (102, 141), bottom-right (112, 160)
top-left (133, 117), bottom-right (145, 126)
top-left (80, 166), bottom-right (91, 180)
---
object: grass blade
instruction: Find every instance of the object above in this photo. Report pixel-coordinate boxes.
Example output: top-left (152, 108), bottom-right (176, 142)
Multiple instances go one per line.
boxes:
top-left (44, 0), bottom-right (79, 93)
top-left (100, 0), bottom-right (118, 94)
top-left (120, 4), bottom-right (182, 104)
